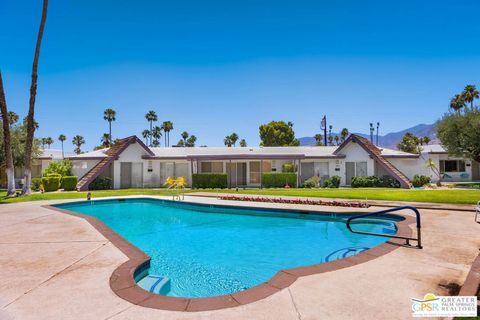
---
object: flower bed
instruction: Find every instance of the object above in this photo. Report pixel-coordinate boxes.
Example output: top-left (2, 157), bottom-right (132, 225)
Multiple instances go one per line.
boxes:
top-left (218, 195), bottom-right (370, 208)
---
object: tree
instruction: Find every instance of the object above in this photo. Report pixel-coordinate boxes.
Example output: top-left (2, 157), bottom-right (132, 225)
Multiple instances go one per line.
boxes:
top-left (7, 112), bottom-right (18, 126)
top-left (103, 108), bottom-right (116, 145)
top-left (397, 132), bottom-right (421, 154)
top-left (228, 133), bottom-right (239, 147)
top-left (422, 136), bottom-right (431, 145)
top-left (437, 107), bottom-right (480, 162)
top-left (181, 131), bottom-right (189, 144)
top-left (58, 134), bottom-right (66, 158)
top-left (186, 135), bottom-right (197, 147)
top-left (239, 139), bottom-right (247, 147)
top-left (0, 72), bottom-right (15, 195)
top-left (425, 158), bottom-right (442, 186)
top-left (340, 128), bottom-right (349, 142)
top-left (45, 137), bottom-right (53, 149)
top-left (145, 110), bottom-right (157, 146)
top-left (72, 135), bottom-right (85, 154)
top-left (162, 121), bottom-right (173, 147)
top-left (462, 85), bottom-right (479, 109)
top-left (176, 139), bottom-right (185, 147)
top-left (151, 126), bottom-right (162, 147)
top-left (23, 0), bottom-right (48, 195)
top-left (314, 134), bottom-right (323, 146)
top-left (100, 133), bottom-right (111, 148)
top-left (449, 94), bottom-right (466, 112)
top-left (334, 135), bottom-right (340, 145)
top-left (259, 121), bottom-right (299, 146)
top-left (327, 135), bottom-right (333, 146)
top-left (224, 136), bottom-right (233, 147)
top-left (41, 138), bottom-right (47, 149)
top-left (141, 129), bottom-right (150, 145)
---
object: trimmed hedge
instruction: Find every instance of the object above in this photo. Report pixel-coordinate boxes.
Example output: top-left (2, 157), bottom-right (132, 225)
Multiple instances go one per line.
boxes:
top-left (192, 173), bottom-right (228, 189)
top-left (262, 173), bottom-right (297, 188)
top-left (42, 176), bottom-right (61, 192)
top-left (89, 177), bottom-right (112, 190)
top-left (61, 176), bottom-right (78, 191)
top-left (411, 175), bottom-right (431, 188)
top-left (351, 176), bottom-right (400, 188)
top-left (322, 175), bottom-right (341, 188)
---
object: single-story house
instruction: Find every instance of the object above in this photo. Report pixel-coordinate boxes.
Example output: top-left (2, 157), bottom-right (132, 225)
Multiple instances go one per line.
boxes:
top-left (2, 134), bottom-right (479, 190)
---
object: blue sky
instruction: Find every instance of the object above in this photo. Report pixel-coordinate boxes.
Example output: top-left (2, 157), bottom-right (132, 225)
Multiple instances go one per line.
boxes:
top-left (1, 0), bottom-right (480, 151)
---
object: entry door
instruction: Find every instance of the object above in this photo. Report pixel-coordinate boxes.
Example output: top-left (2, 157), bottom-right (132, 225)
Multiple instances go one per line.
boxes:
top-left (131, 163), bottom-right (143, 188)
top-left (301, 162), bottom-right (314, 183)
top-left (345, 162), bottom-right (355, 185)
top-left (236, 163), bottom-right (247, 186)
top-left (120, 162), bottom-right (132, 189)
top-left (472, 161), bottom-right (480, 180)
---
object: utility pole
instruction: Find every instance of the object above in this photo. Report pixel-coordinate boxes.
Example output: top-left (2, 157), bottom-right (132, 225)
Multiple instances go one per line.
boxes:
top-left (369, 123), bottom-right (374, 144)
top-left (321, 115), bottom-right (327, 146)
top-left (376, 122), bottom-right (380, 146)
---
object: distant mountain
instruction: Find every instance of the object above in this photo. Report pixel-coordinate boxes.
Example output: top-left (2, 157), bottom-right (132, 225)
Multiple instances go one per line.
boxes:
top-left (299, 123), bottom-right (437, 149)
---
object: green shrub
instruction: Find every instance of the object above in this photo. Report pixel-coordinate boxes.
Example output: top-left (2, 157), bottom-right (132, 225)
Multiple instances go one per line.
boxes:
top-left (46, 173), bottom-right (62, 179)
top-left (351, 175), bottom-right (400, 188)
top-left (41, 176), bottom-right (61, 192)
top-left (61, 176), bottom-right (78, 191)
top-left (43, 159), bottom-right (72, 177)
top-left (302, 176), bottom-right (320, 188)
top-left (377, 176), bottom-right (401, 188)
top-left (31, 177), bottom-right (43, 192)
top-left (323, 175), bottom-right (341, 188)
top-left (412, 175), bottom-right (431, 188)
top-left (281, 163), bottom-right (295, 173)
top-left (89, 177), bottom-right (112, 190)
top-left (262, 172), bottom-right (297, 188)
top-left (192, 173), bottom-right (228, 188)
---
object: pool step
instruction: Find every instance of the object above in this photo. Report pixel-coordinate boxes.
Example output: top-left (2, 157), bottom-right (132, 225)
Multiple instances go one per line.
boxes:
top-left (325, 246), bottom-right (370, 262)
top-left (137, 274), bottom-right (171, 295)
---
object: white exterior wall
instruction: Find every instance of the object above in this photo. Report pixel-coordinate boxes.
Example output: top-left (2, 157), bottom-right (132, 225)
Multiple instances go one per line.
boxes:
top-left (113, 143), bottom-right (151, 189)
top-left (338, 142), bottom-right (374, 186)
top-left (71, 159), bottom-right (102, 178)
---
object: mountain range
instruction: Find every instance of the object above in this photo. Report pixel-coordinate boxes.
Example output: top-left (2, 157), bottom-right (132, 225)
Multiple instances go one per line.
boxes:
top-left (298, 123), bottom-right (437, 150)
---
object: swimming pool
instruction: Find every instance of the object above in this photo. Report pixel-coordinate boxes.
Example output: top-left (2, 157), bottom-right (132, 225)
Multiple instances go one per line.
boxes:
top-left (55, 198), bottom-right (401, 298)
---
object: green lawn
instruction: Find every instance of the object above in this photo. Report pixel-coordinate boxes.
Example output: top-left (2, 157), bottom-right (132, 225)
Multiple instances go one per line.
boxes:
top-left (1, 187), bottom-right (479, 205)
top-left (202, 188), bottom-right (480, 205)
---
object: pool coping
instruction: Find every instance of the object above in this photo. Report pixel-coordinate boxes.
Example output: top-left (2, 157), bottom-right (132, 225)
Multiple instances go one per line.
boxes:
top-left (43, 197), bottom-right (416, 312)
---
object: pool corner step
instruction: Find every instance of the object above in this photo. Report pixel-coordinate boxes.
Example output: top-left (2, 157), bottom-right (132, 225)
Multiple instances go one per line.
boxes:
top-left (137, 274), bottom-right (171, 295)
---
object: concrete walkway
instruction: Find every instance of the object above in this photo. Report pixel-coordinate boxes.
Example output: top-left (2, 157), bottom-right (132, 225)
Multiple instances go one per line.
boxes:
top-left (0, 196), bottom-right (478, 320)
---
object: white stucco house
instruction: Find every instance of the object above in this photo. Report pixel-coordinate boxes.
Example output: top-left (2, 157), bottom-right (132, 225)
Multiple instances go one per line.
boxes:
top-left (8, 134), bottom-right (478, 190)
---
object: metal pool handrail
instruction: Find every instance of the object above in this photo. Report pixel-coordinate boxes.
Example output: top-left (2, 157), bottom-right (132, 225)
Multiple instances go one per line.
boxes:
top-left (346, 206), bottom-right (422, 249)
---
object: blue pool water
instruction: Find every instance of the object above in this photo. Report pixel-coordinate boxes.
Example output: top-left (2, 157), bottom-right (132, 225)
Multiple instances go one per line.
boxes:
top-left (55, 198), bottom-right (400, 298)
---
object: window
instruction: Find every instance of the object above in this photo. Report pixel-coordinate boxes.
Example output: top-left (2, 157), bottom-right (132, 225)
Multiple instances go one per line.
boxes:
top-left (440, 160), bottom-right (466, 173)
top-left (73, 161), bottom-right (87, 169)
top-left (200, 162), bottom-right (223, 173)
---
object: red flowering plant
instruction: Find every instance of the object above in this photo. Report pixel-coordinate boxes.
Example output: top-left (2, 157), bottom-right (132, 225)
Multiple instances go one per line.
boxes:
top-left (218, 195), bottom-right (369, 208)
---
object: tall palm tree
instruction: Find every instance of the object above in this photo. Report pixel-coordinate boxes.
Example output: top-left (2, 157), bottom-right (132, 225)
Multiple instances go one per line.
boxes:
top-left (101, 133), bottom-right (111, 147)
top-left (449, 94), bottom-right (466, 112)
top-left (340, 128), bottom-right (349, 142)
top-left (162, 121), bottom-right (173, 147)
top-left (103, 108), bottom-right (116, 145)
top-left (224, 136), bottom-right (233, 147)
top-left (239, 139), bottom-right (247, 147)
top-left (72, 135), bottom-right (85, 154)
top-left (151, 126), bottom-right (162, 147)
top-left (0, 72), bottom-right (16, 195)
top-left (463, 85), bottom-right (479, 109)
top-left (229, 133), bottom-right (239, 147)
top-left (334, 135), bottom-right (340, 145)
top-left (7, 112), bottom-right (18, 126)
top-left (45, 137), bottom-right (53, 149)
top-left (145, 110), bottom-right (157, 146)
top-left (58, 134), bottom-right (66, 158)
top-left (181, 131), bottom-right (189, 144)
top-left (23, 0), bottom-right (48, 195)
top-left (314, 133), bottom-right (323, 146)
top-left (185, 135), bottom-right (197, 147)
top-left (423, 136), bottom-right (431, 145)
top-left (41, 138), bottom-right (47, 149)
top-left (141, 129), bottom-right (150, 145)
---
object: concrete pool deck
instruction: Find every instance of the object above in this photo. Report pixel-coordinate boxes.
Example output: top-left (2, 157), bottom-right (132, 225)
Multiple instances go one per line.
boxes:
top-left (0, 195), bottom-right (478, 319)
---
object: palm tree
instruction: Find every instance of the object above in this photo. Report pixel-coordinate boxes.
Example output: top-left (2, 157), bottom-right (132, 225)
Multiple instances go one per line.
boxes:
top-left (425, 158), bottom-right (442, 186)
top-left (239, 139), bottom-right (247, 147)
top-left (185, 135), bottom-right (197, 147)
top-left (340, 128), bottom-right (349, 142)
top-left (449, 94), bottom-right (466, 112)
top-left (41, 137), bottom-right (47, 149)
top-left (334, 135), bottom-right (340, 145)
top-left (463, 85), bottom-right (479, 109)
top-left (328, 125), bottom-right (333, 144)
top-left (181, 131), bottom-right (189, 144)
top-left (103, 108), bottom-right (116, 145)
top-left (145, 110), bottom-right (157, 146)
top-left (423, 136), bottom-right (431, 145)
top-left (22, 0), bottom-right (48, 195)
top-left (45, 137), bottom-right (53, 149)
top-left (72, 135), bottom-right (85, 154)
top-left (176, 139), bottom-right (185, 147)
top-left (314, 133), bottom-right (323, 146)
top-left (328, 135), bottom-right (333, 146)
top-left (0, 72), bottom-right (16, 195)
top-left (7, 112), bottom-right (18, 126)
top-left (151, 126), bottom-right (162, 147)
top-left (162, 121), bottom-right (173, 147)
top-left (224, 136), bottom-right (233, 147)
top-left (229, 133), bottom-right (239, 147)
top-left (58, 134), bottom-right (66, 158)
top-left (141, 129), bottom-right (150, 145)
top-left (101, 133), bottom-right (111, 147)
